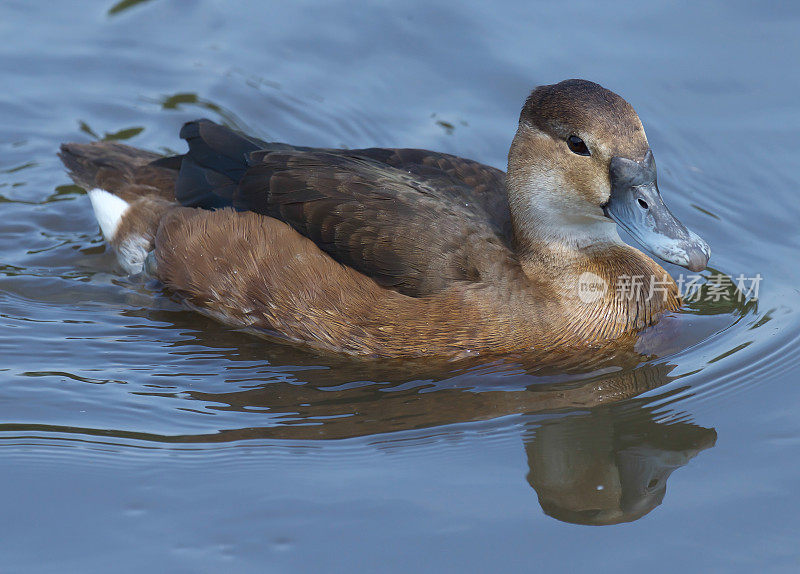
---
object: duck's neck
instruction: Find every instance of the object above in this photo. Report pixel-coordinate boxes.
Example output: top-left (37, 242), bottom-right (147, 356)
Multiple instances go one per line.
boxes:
top-left (526, 241), bottom-right (681, 342)
top-left (505, 183), bottom-right (681, 342)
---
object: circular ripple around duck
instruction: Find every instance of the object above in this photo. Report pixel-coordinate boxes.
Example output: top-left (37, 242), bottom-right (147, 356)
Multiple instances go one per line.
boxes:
top-left (644, 299), bottom-right (799, 411)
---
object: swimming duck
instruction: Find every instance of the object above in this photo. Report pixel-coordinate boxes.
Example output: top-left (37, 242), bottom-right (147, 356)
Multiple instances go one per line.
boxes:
top-left (59, 79), bottom-right (710, 358)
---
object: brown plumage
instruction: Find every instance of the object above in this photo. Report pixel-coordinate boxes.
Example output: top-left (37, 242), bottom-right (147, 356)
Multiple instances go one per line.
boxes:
top-left (59, 79), bottom-right (695, 359)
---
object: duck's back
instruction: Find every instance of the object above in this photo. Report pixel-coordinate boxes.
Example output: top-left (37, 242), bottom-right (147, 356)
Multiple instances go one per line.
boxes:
top-left (170, 120), bottom-right (515, 296)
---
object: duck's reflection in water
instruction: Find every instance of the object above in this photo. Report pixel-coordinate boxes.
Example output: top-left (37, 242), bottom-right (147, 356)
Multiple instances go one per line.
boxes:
top-left (85, 306), bottom-right (719, 525)
top-left (524, 401), bottom-right (716, 525)
top-left (177, 351), bottom-right (716, 525)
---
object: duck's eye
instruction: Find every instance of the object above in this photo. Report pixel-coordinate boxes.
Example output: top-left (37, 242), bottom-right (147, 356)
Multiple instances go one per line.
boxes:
top-left (567, 135), bottom-right (591, 156)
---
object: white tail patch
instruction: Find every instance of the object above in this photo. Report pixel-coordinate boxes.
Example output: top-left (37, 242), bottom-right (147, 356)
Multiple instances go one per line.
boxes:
top-left (87, 188), bottom-right (129, 241)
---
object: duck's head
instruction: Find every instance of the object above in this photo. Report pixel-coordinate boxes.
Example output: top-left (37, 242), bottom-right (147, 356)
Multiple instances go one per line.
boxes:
top-left (507, 79), bottom-right (710, 272)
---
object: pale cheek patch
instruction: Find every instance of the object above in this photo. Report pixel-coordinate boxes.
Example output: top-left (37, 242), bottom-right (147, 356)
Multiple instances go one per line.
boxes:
top-left (87, 188), bottom-right (130, 241)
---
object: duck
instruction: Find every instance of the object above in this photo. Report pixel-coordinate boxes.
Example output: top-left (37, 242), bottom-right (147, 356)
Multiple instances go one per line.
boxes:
top-left (59, 79), bottom-right (710, 359)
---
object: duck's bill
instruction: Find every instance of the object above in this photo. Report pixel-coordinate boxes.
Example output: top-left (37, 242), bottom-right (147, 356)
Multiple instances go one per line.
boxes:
top-left (605, 150), bottom-right (710, 272)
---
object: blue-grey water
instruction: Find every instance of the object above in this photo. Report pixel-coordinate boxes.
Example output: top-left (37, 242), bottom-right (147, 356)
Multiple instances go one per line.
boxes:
top-left (1, 1), bottom-right (799, 572)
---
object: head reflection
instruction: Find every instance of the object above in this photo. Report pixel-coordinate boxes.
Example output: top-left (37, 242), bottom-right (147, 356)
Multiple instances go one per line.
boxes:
top-left (524, 401), bottom-right (716, 526)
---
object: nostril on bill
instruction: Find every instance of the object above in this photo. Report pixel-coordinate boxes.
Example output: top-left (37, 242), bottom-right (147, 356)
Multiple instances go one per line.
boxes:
top-left (637, 198), bottom-right (649, 209)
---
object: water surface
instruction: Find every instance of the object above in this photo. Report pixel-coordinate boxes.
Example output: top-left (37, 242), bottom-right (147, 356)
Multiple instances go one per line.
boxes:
top-left (1, 1), bottom-right (800, 572)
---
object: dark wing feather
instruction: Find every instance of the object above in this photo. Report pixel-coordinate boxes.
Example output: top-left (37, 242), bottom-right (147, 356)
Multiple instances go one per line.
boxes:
top-left (235, 150), bottom-right (513, 295)
top-left (175, 120), bottom-right (265, 207)
top-left (173, 119), bottom-right (515, 296)
top-left (343, 148), bottom-right (511, 240)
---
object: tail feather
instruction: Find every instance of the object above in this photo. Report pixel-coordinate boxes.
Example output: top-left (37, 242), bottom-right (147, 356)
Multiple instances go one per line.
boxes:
top-left (59, 141), bottom-right (179, 202)
top-left (59, 142), bottom-right (161, 191)
top-left (60, 120), bottom-right (278, 208)
top-left (59, 142), bottom-right (178, 275)
top-left (58, 121), bottom-right (272, 275)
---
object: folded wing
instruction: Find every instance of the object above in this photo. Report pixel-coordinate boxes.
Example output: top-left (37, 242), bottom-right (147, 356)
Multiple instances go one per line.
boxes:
top-left (174, 120), bottom-right (515, 296)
